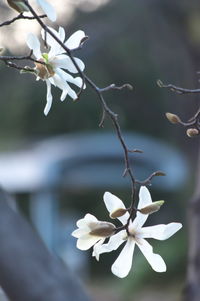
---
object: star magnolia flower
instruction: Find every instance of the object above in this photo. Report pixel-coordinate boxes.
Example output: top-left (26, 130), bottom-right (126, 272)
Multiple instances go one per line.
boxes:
top-left (92, 186), bottom-right (182, 278)
top-left (72, 213), bottom-right (116, 250)
top-left (26, 27), bottom-right (86, 115)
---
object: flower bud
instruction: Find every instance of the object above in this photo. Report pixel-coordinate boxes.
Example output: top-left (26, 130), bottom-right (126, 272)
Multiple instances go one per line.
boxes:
top-left (89, 222), bottom-right (116, 237)
top-left (139, 200), bottom-right (165, 215)
top-left (186, 128), bottom-right (199, 137)
top-left (110, 208), bottom-right (127, 219)
top-left (165, 112), bottom-right (181, 124)
top-left (7, 0), bottom-right (29, 13)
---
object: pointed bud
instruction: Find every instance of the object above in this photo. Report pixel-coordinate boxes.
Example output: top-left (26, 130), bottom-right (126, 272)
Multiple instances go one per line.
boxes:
top-left (154, 171), bottom-right (166, 177)
top-left (110, 208), bottom-right (127, 219)
top-left (7, 0), bottom-right (29, 13)
top-left (186, 128), bottom-right (199, 137)
top-left (139, 200), bottom-right (165, 215)
top-left (89, 222), bottom-right (116, 237)
top-left (165, 112), bottom-right (181, 124)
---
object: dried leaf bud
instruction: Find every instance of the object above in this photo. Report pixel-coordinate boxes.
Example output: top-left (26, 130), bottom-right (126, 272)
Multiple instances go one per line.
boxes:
top-left (110, 208), bottom-right (127, 219)
top-left (139, 200), bottom-right (165, 215)
top-left (186, 128), bottom-right (199, 137)
top-left (165, 112), bottom-right (181, 124)
top-left (90, 222), bottom-right (116, 237)
top-left (35, 60), bottom-right (55, 80)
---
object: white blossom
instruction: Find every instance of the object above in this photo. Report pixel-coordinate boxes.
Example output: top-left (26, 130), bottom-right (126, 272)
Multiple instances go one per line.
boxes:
top-left (26, 27), bottom-right (86, 115)
top-left (72, 213), bottom-right (115, 250)
top-left (93, 187), bottom-right (182, 278)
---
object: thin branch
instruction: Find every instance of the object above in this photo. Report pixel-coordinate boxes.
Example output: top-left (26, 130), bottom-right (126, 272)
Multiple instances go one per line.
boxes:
top-left (0, 13), bottom-right (46, 27)
top-left (136, 171), bottom-right (166, 186)
top-left (157, 79), bottom-right (200, 94)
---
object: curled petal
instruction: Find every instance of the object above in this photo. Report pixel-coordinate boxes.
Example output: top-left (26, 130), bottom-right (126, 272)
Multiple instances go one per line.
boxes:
top-left (52, 55), bottom-right (85, 73)
top-left (36, 0), bottom-right (57, 22)
top-left (76, 213), bottom-right (97, 228)
top-left (137, 186), bottom-right (152, 209)
top-left (103, 192), bottom-right (129, 225)
top-left (65, 30), bottom-right (86, 50)
top-left (71, 228), bottom-right (89, 238)
top-left (136, 238), bottom-right (166, 272)
top-left (26, 33), bottom-right (41, 59)
top-left (132, 186), bottom-right (153, 228)
top-left (140, 223), bottom-right (182, 241)
top-left (111, 238), bottom-right (135, 278)
top-left (44, 80), bottom-right (52, 116)
top-left (77, 234), bottom-right (102, 251)
top-left (93, 230), bottom-right (127, 261)
top-left (42, 27), bottom-right (65, 57)
top-left (51, 74), bottom-right (77, 101)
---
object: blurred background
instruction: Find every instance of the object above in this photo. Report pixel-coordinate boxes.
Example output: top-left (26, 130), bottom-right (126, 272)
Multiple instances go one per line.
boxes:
top-left (0, 0), bottom-right (200, 300)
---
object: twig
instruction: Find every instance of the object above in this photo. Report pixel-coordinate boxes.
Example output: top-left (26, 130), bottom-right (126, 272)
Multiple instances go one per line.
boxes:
top-left (0, 13), bottom-right (46, 27)
top-left (157, 79), bottom-right (200, 94)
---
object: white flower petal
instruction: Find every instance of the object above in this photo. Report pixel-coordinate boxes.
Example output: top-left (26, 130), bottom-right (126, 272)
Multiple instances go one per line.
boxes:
top-left (26, 33), bottom-right (41, 58)
top-left (133, 186), bottom-right (153, 228)
top-left (92, 230), bottom-right (127, 260)
top-left (76, 213), bottom-right (97, 228)
top-left (54, 56), bottom-right (85, 73)
top-left (111, 238), bottom-right (135, 278)
top-left (41, 28), bottom-right (64, 57)
top-left (140, 223), bottom-right (182, 241)
top-left (51, 74), bottom-right (77, 101)
top-left (137, 186), bottom-right (152, 209)
top-left (103, 192), bottom-right (129, 225)
top-left (36, 0), bottom-right (57, 22)
top-left (77, 234), bottom-right (101, 251)
top-left (136, 238), bottom-right (166, 272)
top-left (55, 68), bottom-right (84, 89)
top-left (44, 80), bottom-right (52, 116)
top-left (71, 228), bottom-right (89, 238)
top-left (65, 30), bottom-right (86, 50)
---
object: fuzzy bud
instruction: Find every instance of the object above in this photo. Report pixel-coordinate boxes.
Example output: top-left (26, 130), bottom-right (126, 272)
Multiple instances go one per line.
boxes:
top-left (165, 112), bottom-right (181, 124)
top-left (139, 200), bottom-right (165, 215)
top-left (110, 208), bottom-right (127, 219)
top-left (89, 222), bottom-right (116, 237)
top-left (186, 128), bottom-right (199, 137)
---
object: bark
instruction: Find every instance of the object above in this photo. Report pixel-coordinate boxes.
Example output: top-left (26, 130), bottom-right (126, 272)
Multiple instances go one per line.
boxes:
top-left (0, 188), bottom-right (91, 301)
top-left (184, 148), bottom-right (200, 301)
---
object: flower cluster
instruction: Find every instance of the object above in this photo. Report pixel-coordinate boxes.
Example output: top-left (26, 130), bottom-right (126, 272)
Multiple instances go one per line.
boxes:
top-left (26, 27), bottom-right (86, 115)
top-left (72, 186), bottom-right (182, 278)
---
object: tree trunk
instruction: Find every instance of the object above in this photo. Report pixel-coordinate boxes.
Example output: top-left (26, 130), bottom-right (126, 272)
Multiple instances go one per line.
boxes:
top-left (0, 189), bottom-right (91, 301)
top-left (184, 147), bottom-right (200, 301)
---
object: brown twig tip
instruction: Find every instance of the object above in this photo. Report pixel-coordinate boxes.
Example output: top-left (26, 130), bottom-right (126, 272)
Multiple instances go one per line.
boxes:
top-left (154, 171), bottom-right (166, 177)
top-left (124, 84), bottom-right (133, 90)
top-left (165, 112), bottom-right (181, 124)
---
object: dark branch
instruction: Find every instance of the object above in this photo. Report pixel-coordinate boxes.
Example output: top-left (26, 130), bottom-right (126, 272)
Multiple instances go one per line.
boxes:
top-left (0, 13), bottom-right (46, 27)
top-left (157, 79), bottom-right (200, 94)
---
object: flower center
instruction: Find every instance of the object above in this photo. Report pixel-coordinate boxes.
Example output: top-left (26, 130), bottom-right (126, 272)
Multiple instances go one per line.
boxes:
top-left (34, 54), bottom-right (55, 80)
